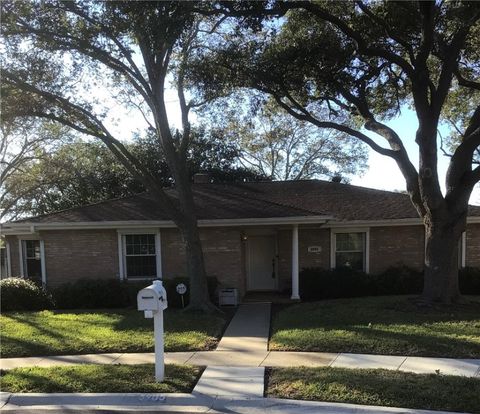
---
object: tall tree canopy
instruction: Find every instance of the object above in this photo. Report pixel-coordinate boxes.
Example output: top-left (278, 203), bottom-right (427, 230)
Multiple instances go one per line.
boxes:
top-left (1, 0), bottom-right (226, 310)
top-left (191, 0), bottom-right (480, 303)
top-left (1, 128), bottom-right (263, 220)
top-left (211, 100), bottom-right (367, 181)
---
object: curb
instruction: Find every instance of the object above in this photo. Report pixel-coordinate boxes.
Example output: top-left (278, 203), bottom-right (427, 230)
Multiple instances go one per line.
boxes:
top-left (0, 393), bottom-right (467, 414)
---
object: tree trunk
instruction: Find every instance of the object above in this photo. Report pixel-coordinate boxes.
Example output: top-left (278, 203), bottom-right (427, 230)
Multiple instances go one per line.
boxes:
top-left (179, 221), bottom-right (217, 312)
top-left (422, 214), bottom-right (464, 304)
top-left (171, 169), bottom-right (216, 312)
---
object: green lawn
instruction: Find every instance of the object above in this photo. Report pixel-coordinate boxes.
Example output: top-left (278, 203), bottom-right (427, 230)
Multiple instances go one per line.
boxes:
top-left (266, 367), bottom-right (480, 413)
top-left (0, 364), bottom-right (202, 393)
top-left (270, 296), bottom-right (480, 357)
top-left (0, 308), bottom-right (228, 358)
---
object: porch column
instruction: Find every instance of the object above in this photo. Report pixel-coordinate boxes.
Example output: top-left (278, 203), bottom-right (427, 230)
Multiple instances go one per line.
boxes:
top-left (291, 224), bottom-right (300, 300)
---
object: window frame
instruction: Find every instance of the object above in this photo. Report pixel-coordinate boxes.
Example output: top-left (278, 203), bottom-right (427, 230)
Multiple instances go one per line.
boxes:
top-left (17, 236), bottom-right (47, 285)
top-left (330, 228), bottom-right (370, 273)
top-left (117, 229), bottom-right (162, 281)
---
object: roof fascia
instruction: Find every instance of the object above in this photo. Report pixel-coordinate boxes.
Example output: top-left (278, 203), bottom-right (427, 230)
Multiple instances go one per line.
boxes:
top-left (324, 216), bottom-right (480, 228)
top-left (2, 215), bottom-right (480, 235)
top-left (0, 215), bottom-right (332, 234)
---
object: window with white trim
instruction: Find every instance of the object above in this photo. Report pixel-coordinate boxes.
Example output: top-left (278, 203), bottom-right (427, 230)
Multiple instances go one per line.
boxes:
top-left (123, 234), bottom-right (157, 279)
top-left (334, 232), bottom-right (366, 271)
top-left (22, 240), bottom-right (42, 282)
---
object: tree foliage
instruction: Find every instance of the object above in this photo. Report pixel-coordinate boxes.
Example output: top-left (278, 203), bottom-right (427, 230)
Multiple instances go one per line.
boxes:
top-left (1, 128), bottom-right (263, 220)
top-left (1, 0), bottom-right (226, 310)
top-left (212, 100), bottom-right (367, 181)
top-left (190, 0), bottom-right (480, 303)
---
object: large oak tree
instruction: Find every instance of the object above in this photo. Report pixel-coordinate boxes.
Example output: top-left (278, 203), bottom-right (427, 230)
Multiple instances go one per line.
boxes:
top-left (1, 0), bottom-right (224, 311)
top-left (192, 0), bottom-right (480, 303)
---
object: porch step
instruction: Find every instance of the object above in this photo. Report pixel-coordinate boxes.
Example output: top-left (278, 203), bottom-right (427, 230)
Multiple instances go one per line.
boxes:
top-left (242, 292), bottom-right (296, 304)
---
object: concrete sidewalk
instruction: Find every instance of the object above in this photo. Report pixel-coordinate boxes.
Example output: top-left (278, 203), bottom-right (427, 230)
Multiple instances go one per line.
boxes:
top-left (0, 392), bottom-right (469, 413)
top-left (2, 351), bottom-right (479, 377)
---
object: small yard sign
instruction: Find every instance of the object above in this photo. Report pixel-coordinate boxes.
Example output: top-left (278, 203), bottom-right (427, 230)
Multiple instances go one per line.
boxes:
top-left (176, 283), bottom-right (187, 308)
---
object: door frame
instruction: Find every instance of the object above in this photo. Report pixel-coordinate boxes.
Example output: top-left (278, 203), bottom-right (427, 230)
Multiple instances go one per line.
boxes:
top-left (245, 232), bottom-right (279, 291)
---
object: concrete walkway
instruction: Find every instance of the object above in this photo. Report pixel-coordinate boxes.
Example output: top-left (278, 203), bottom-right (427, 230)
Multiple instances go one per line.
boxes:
top-left (0, 392), bottom-right (469, 413)
top-left (2, 351), bottom-right (479, 377)
top-left (216, 303), bottom-right (271, 352)
top-left (193, 366), bottom-right (265, 397)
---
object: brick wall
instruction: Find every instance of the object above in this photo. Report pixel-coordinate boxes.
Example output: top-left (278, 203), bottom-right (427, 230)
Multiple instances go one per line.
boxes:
top-left (466, 223), bottom-right (480, 267)
top-left (277, 227), bottom-right (331, 291)
top-left (40, 229), bottom-right (119, 288)
top-left (369, 225), bottom-right (425, 273)
top-left (161, 227), bottom-right (245, 295)
top-left (3, 221), bottom-right (478, 293)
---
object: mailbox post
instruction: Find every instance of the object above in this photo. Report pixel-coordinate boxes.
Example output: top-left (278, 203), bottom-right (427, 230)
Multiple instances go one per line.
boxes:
top-left (137, 280), bottom-right (168, 382)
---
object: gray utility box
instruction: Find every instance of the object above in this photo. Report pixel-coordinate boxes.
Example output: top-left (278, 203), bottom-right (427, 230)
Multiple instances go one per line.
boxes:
top-left (218, 288), bottom-right (238, 306)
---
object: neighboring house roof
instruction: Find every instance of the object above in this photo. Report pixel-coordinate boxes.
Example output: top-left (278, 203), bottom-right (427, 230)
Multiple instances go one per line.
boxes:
top-left (7, 179), bottom-right (480, 225)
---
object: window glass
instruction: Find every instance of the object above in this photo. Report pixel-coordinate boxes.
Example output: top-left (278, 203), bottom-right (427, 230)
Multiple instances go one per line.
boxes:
top-left (124, 234), bottom-right (156, 278)
top-left (335, 232), bottom-right (365, 271)
top-left (23, 240), bottom-right (42, 282)
top-left (336, 233), bottom-right (364, 251)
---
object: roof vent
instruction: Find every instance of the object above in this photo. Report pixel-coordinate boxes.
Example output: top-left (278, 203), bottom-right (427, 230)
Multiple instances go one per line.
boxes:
top-left (193, 173), bottom-right (212, 184)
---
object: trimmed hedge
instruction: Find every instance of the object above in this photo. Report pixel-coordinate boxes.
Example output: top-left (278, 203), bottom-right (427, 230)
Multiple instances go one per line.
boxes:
top-left (299, 265), bottom-right (480, 300)
top-left (52, 278), bottom-right (139, 309)
top-left (0, 277), bottom-right (55, 312)
top-left (51, 277), bottom-right (218, 310)
top-left (460, 267), bottom-right (480, 294)
top-left (299, 266), bottom-right (422, 300)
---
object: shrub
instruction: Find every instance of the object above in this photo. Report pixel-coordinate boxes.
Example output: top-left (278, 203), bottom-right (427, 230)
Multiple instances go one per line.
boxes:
top-left (299, 267), bottom-right (371, 300)
top-left (299, 265), bottom-right (423, 301)
top-left (52, 277), bottom-right (218, 309)
top-left (52, 278), bottom-right (139, 309)
top-left (0, 277), bottom-right (54, 312)
top-left (459, 267), bottom-right (480, 295)
top-left (373, 265), bottom-right (423, 295)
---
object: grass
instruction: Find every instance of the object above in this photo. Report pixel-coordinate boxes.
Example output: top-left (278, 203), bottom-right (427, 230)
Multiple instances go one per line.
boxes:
top-left (266, 367), bottom-right (480, 413)
top-left (0, 364), bottom-right (202, 393)
top-left (270, 295), bottom-right (480, 358)
top-left (0, 308), bottom-right (229, 358)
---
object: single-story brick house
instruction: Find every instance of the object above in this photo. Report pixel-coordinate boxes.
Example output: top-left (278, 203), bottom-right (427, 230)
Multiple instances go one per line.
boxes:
top-left (1, 179), bottom-right (480, 299)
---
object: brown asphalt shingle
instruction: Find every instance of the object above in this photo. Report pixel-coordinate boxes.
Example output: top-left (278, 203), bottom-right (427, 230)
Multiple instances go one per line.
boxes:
top-left (10, 180), bottom-right (480, 224)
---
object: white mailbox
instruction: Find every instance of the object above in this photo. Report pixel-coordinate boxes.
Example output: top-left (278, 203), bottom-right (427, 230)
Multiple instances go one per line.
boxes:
top-left (137, 280), bottom-right (168, 313)
top-left (137, 280), bottom-right (168, 382)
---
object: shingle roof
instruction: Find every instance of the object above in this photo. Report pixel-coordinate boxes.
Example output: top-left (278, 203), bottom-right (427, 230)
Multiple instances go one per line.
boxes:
top-left (10, 179), bottom-right (480, 224)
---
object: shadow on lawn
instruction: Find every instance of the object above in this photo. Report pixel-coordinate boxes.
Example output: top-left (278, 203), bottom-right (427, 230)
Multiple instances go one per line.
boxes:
top-left (271, 296), bottom-right (480, 358)
top-left (1, 365), bottom-right (204, 394)
top-left (345, 325), bottom-right (480, 358)
top-left (265, 367), bottom-right (480, 414)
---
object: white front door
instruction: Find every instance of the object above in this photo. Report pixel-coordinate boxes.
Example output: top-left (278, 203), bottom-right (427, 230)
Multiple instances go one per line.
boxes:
top-left (246, 235), bottom-right (277, 291)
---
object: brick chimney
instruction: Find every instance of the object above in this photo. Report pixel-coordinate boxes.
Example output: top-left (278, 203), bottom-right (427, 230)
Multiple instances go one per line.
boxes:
top-left (193, 173), bottom-right (212, 184)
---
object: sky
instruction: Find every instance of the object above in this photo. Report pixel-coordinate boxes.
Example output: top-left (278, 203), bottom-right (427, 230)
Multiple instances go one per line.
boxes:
top-left (350, 109), bottom-right (480, 206)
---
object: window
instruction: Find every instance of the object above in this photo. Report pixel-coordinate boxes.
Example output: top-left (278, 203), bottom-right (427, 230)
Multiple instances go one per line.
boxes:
top-left (22, 240), bottom-right (43, 283)
top-left (333, 231), bottom-right (367, 271)
top-left (123, 234), bottom-right (157, 279)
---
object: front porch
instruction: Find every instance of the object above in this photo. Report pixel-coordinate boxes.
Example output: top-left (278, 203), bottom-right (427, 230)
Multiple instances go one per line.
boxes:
top-left (243, 224), bottom-right (302, 300)
top-left (242, 291), bottom-right (300, 304)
